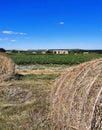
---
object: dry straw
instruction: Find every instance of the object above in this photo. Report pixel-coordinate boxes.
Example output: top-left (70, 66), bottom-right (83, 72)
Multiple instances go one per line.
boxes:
top-left (0, 53), bottom-right (15, 82)
top-left (50, 58), bottom-right (102, 130)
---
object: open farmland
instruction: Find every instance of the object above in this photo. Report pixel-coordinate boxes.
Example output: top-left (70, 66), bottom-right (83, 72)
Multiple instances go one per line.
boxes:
top-left (0, 54), bottom-right (58, 130)
top-left (0, 53), bottom-right (60, 130)
top-left (0, 53), bottom-right (102, 130)
top-left (8, 53), bottom-right (102, 65)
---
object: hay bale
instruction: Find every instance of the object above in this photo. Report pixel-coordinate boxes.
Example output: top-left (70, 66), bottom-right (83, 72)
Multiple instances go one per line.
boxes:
top-left (0, 53), bottom-right (15, 82)
top-left (50, 58), bottom-right (102, 130)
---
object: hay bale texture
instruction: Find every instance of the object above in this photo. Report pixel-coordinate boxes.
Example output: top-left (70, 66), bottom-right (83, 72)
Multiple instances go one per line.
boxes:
top-left (50, 58), bottom-right (102, 130)
top-left (0, 53), bottom-right (15, 82)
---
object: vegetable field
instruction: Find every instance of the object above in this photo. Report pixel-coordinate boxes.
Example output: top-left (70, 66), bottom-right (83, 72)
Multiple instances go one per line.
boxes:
top-left (9, 53), bottom-right (102, 65)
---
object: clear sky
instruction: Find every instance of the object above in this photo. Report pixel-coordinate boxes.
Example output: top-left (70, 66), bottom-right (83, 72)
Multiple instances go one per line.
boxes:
top-left (0, 0), bottom-right (102, 50)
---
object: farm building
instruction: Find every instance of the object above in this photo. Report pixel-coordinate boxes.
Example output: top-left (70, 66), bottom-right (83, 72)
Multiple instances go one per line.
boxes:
top-left (83, 52), bottom-right (89, 54)
top-left (53, 50), bottom-right (69, 54)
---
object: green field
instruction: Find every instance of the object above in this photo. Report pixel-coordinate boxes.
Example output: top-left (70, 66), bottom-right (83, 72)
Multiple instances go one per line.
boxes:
top-left (9, 53), bottom-right (102, 65)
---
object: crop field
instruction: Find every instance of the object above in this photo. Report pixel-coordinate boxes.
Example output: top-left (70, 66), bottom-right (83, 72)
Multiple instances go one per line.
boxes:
top-left (9, 53), bottom-right (102, 65)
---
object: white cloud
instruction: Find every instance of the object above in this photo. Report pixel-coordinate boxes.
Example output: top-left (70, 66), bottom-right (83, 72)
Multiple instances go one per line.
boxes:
top-left (59, 21), bottom-right (64, 25)
top-left (0, 38), bottom-right (16, 42)
top-left (11, 40), bottom-right (16, 42)
top-left (2, 30), bottom-right (27, 35)
top-left (2, 30), bottom-right (14, 34)
top-left (19, 32), bottom-right (26, 35)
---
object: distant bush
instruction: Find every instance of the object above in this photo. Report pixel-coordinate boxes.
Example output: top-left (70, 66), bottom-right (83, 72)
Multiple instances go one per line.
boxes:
top-left (46, 50), bottom-right (53, 54)
top-left (0, 48), bottom-right (6, 52)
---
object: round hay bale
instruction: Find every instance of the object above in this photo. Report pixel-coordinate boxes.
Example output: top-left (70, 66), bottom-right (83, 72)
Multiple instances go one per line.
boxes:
top-left (50, 58), bottom-right (102, 130)
top-left (0, 53), bottom-right (15, 82)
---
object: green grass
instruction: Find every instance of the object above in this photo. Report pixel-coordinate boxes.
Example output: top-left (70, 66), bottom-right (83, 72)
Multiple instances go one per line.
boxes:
top-left (8, 53), bottom-right (102, 65)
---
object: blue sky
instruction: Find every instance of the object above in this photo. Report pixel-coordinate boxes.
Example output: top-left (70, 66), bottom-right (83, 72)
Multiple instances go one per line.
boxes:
top-left (0, 0), bottom-right (102, 50)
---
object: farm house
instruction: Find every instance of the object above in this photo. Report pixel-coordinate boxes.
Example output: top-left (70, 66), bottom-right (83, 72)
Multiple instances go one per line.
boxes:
top-left (53, 50), bottom-right (69, 54)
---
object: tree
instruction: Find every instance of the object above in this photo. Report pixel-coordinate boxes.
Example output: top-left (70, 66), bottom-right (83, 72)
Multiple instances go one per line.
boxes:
top-left (0, 48), bottom-right (6, 52)
top-left (46, 50), bottom-right (53, 54)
